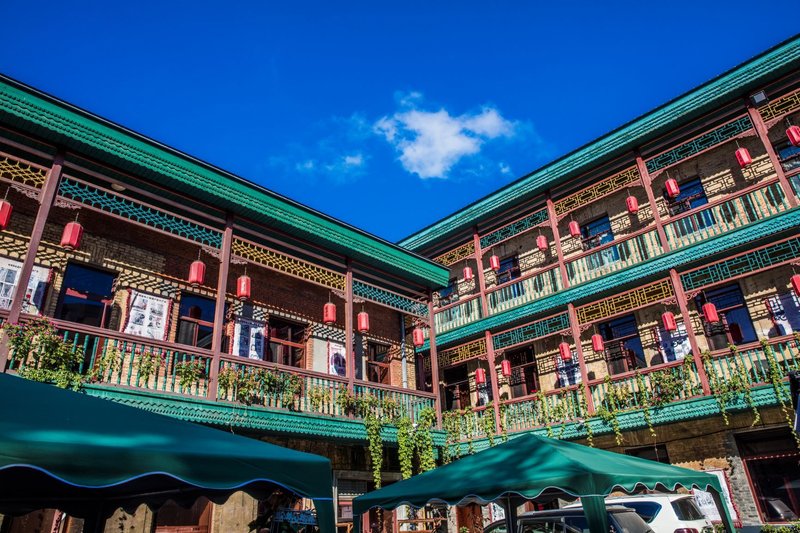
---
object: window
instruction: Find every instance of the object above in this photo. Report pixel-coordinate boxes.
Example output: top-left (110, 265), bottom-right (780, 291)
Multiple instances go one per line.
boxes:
top-left (581, 215), bottom-right (619, 269)
top-left (442, 364), bottom-right (470, 410)
top-left (774, 139), bottom-right (800, 175)
top-left (438, 278), bottom-right (459, 305)
top-left (507, 347), bottom-right (539, 399)
top-left (490, 255), bottom-right (524, 307)
top-left (176, 293), bottom-right (216, 349)
top-left (625, 443), bottom-right (670, 464)
top-left (366, 341), bottom-right (390, 385)
top-left (737, 428), bottom-right (800, 523)
top-left (56, 263), bottom-right (116, 327)
top-left (666, 177), bottom-right (715, 235)
top-left (695, 284), bottom-right (757, 350)
top-left (599, 314), bottom-right (646, 375)
top-left (268, 317), bottom-right (306, 367)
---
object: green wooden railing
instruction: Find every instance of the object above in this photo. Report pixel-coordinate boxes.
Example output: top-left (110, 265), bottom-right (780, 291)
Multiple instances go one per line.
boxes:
top-left (502, 387), bottom-right (583, 433)
top-left (565, 228), bottom-right (663, 286)
top-left (486, 264), bottom-right (562, 315)
top-left (434, 295), bottom-right (483, 334)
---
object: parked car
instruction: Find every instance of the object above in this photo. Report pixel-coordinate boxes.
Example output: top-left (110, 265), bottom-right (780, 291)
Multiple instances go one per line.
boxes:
top-left (483, 505), bottom-right (655, 533)
top-left (565, 494), bottom-right (712, 533)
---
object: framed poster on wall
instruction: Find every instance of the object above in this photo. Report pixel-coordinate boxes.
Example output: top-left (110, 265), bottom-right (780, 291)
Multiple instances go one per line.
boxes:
top-left (692, 468), bottom-right (741, 526)
top-left (0, 256), bottom-right (50, 315)
top-left (328, 341), bottom-right (346, 377)
top-left (122, 290), bottom-right (172, 340)
top-left (231, 317), bottom-right (266, 360)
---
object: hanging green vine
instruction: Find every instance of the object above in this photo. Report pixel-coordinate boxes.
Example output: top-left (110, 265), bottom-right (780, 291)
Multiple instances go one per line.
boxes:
top-left (498, 402), bottom-right (509, 443)
top-left (365, 413), bottom-right (383, 488)
top-left (481, 402), bottom-right (496, 446)
top-left (762, 339), bottom-right (800, 450)
top-left (579, 390), bottom-right (594, 447)
top-left (535, 391), bottom-right (554, 438)
top-left (702, 347), bottom-right (757, 427)
top-left (396, 416), bottom-right (414, 479)
top-left (635, 372), bottom-right (656, 438)
top-left (414, 407), bottom-right (437, 473)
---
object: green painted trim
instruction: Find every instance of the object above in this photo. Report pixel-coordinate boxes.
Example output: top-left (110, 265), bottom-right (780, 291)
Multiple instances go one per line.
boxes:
top-left (83, 384), bottom-right (447, 446)
top-left (0, 77), bottom-right (449, 289)
top-left (425, 207), bottom-right (800, 349)
top-left (401, 35), bottom-right (800, 251)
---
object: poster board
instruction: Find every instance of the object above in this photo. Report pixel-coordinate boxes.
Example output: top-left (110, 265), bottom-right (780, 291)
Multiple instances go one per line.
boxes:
top-left (692, 469), bottom-right (741, 526)
top-left (0, 257), bottom-right (50, 315)
top-left (231, 317), bottom-right (266, 360)
top-left (328, 341), bottom-right (346, 377)
top-left (766, 293), bottom-right (800, 336)
top-left (658, 321), bottom-right (692, 362)
top-left (123, 290), bottom-right (172, 340)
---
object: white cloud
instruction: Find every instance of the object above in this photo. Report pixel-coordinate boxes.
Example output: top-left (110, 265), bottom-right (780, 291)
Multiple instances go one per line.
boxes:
top-left (499, 162), bottom-right (512, 175)
top-left (343, 154), bottom-right (364, 167)
top-left (374, 96), bottom-right (517, 179)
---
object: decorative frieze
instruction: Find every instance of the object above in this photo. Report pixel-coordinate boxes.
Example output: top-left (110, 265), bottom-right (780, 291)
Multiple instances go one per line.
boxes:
top-left (553, 167), bottom-right (639, 216)
top-left (232, 239), bottom-right (346, 290)
top-left (576, 279), bottom-right (673, 324)
top-left (353, 280), bottom-right (428, 317)
top-left (759, 88), bottom-right (800, 122)
top-left (479, 208), bottom-right (548, 249)
top-left (492, 312), bottom-right (570, 350)
top-left (0, 156), bottom-right (47, 188)
top-left (424, 337), bottom-right (487, 371)
top-left (434, 241), bottom-right (475, 267)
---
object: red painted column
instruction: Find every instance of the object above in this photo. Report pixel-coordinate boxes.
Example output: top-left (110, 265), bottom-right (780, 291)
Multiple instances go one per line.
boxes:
top-left (635, 154), bottom-right (671, 253)
top-left (546, 194), bottom-right (570, 288)
top-left (473, 229), bottom-right (489, 316)
top-left (567, 303), bottom-right (594, 414)
top-left (0, 152), bottom-right (64, 371)
top-left (485, 330), bottom-right (502, 434)
top-left (346, 259), bottom-right (355, 393)
top-left (208, 214), bottom-right (233, 401)
top-left (427, 295), bottom-right (443, 427)
top-left (669, 269), bottom-right (711, 395)
top-left (747, 105), bottom-right (799, 208)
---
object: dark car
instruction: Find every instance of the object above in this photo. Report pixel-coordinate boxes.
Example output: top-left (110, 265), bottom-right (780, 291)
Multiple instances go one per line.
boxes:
top-left (484, 505), bottom-right (655, 533)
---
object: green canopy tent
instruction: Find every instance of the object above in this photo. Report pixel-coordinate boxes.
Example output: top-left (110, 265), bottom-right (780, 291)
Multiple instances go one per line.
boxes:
top-left (0, 373), bottom-right (335, 533)
top-left (353, 433), bottom-right (735, 533)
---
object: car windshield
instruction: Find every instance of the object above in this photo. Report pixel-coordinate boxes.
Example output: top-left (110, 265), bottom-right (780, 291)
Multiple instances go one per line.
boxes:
top-left (617, 502), bottom-right (662, 523)
top-left (671, 497), bottom-right (705, 520)
top-left (611, 510), bottom-right (653, 533)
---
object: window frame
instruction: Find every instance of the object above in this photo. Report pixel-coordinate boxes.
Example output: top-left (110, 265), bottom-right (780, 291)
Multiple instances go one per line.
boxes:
top-left (366, 340), bottom-right (391, 385)
top-left (175, 292), bottom-right (216, 349)
top-left (267, 316), bottom-right (307, 368)
top-left (599, 314), bottom-right (646, 375)
top-left (695, 283), bottom-right (757, 349)
top-left (55, 261), bottom-right (117, 329)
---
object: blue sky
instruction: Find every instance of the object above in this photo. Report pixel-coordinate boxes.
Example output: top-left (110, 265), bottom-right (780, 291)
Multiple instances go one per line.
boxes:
top-left (1, 2), bottom-right (796, 242)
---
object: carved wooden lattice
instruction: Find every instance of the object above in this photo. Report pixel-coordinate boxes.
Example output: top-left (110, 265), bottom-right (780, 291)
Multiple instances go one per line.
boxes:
top-left (434, 241), bottom-right (475, 267)
top-left (232, 239), bottom-right (346, 290)
top-left (554, 167), bottom-right (640, 216)
top-left (576, 279), bottom-right (673, 324)
top-left (492, 312), bottom-right (570, 350)
top-left (759, 88), bottom-right (800, 122)
top-left (479, 208), bottom-right (549, 249)
top-left (423, 337), bottom-right (487, 371)
top-left (0, 156), bottom-right (47, 188)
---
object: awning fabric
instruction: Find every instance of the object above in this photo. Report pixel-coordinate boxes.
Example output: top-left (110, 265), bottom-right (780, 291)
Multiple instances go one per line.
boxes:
top-left (353, 432), bottom-right (734, 533)
top-left (0, 373), bottom-right (334, 533)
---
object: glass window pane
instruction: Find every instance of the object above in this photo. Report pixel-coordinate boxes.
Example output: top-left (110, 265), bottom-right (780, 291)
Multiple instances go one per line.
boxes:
top-left (57, 263), bottom-right (116, 327)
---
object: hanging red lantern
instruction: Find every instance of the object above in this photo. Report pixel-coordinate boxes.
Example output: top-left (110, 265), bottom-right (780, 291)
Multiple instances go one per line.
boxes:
top-left (501, 359), bottom-right (512, 377)
top-left (702, 302), bottom-right (720, 323)
top-left (790, 274), bottom-right (800, 297)
top-left (662, 311), bottom-right (677, 331)
top-left (536, 235), bottom-right (548, 252)
top-left (489, 254), bottom-right (501, 272)
top-left (626, 196), bottom-right (639, 215)
top-left (735, 147), bottom-right (753, 168)
top-left (558, 342), bottom-right (572, 362)
top-left (412, 327), bottom-right (425, 347)
top-left (463, 266), bottom-right (474, 281)
top-left (665, 178), bottom-right (680, 198)
top-left (0, 199), bottom-right (12, 230)
top-left (475, 367), bottom-right (486, 385)
top-left (568, 220), bottom-right (581, 238)
top-left (323, 302), bottom-right (337, 325)
top-left (60, 221), bottom-right (84, 250)
top-left (787, 125), bottom-right (800, 147)
top-left (188, 259), bottom-right (206, 287)
top-left (236, 274), bottom-right (251, 300)
top-left (357, 311), bottom-right (370, 333)
top-left (591, 333), bottom-right (604, 353)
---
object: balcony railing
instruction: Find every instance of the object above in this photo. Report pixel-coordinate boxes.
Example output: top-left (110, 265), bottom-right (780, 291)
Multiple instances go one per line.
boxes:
top-left (434, 294), bottom-right (483, 334)
top-left (664, 180), bottom-right (790, 249)
top-left (565, 228), bottom-right (663, 286)
top-left (486, 264), bottom-right (562, 315)
top-left (502, 386), bottom-right (583, 434)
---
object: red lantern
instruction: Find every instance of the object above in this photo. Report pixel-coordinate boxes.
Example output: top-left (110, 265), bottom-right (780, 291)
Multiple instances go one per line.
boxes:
top-left (236, 274), bottom-right (251, 300)
top-left (626, 196), bottom-right (639, 215)
top-left (501, 359), bottom-right (511, 377)
top-left (790, 274), bottom-right (800, 297)
top-left (662, 311), bottom-right (677, 331)
top-left (412, 327), bottom-right (425, 347)
top-left (787, 125), bottom-right (800, 147)
top-left (591, 333), bottom-right (604, 353)
top-left (0, 200), bottom-right (12, 230)
top-left (357, 311), bottom-right (370, 333)
top-left (702, 302), bottom-right (719, 323)
top-left (463, 266), bottom-right (474, 281)
top-left (323, 302), bottom-right (337, 324)
top-left (475, 367), bottom-right (486, 385)
top-left (188, 259), bottom-right (206, 287)
top-left (568, 220), bottom-right (581, 238)
top-left (665, 178), bottom-right (680, 198)
top-left (60, 221), bottom-right (83, 250)
top-left (489, 254), bottom-right (501, 272)
top-left (735, 147), bottom-right (752, 168)
top-left (558, 342), bottom-right (572, 362)
top-left (536, 235), bottom-right (548, 252)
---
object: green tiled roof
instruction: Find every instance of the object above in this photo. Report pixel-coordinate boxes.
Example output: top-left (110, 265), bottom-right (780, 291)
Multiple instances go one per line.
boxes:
top-left (0, 76), bottom-right (449, 289)
top-left (401, 34), bottom-right (800, 251)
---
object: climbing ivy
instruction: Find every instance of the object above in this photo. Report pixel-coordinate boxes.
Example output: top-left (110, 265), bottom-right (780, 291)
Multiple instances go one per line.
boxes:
top-left (365, 413), bottom-right (383, 488)
top-left (761, 339), bottom-right (800, 450)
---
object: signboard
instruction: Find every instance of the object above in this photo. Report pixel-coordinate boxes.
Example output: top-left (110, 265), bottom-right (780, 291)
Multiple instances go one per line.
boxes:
top-left (232, 317), bottom-right (266, 360)
top-left (0, 256), bottom-right (49, 315)
top-left (329, 341), bottom-right (346, 376)
top-left (693, 469), bottom-right (740, 526)
top-left (123, 290), bottom-right (171, 340)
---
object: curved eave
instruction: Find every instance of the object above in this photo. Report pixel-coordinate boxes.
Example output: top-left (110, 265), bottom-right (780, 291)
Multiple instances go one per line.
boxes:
top-left (0, 76), bottom-right (449, 289)
top-left (400, 33), bottom-right (800, 252)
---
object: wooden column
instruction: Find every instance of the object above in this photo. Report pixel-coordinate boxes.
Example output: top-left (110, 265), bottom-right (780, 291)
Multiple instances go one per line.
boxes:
top-left (546, 194), bottom-right (570, 288)
top-left (208, 214), bottom-right (233, 401)
top-left (635, 154), bottom-right (671, 253)
top-left (567, 303), bottom-right (594, 414)
top-left (485, 330), bottom-right (502, 433)
top-left (0, 152), bottom-right (64, 371)
top-left (747, 105), bottom-right (799, 207)
top-left (427, 294), bottom-right (443, 427)
top-left (669, 268), bottom-right (711, 395)
top-left (345, 259), bottom-right (355, 393)
top-left (472, 229), bottom-right (489, 316)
